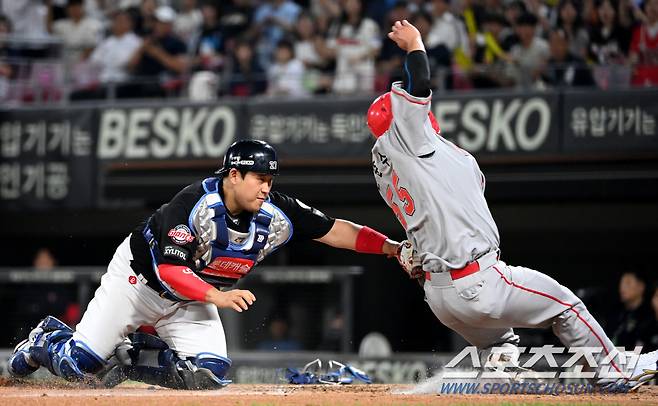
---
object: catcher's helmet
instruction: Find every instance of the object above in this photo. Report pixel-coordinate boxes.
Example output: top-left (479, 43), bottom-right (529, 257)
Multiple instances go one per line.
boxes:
top-left (215, 140), bottom-right (279, 177)
top-left (366, 91), bottom-right (441, 138)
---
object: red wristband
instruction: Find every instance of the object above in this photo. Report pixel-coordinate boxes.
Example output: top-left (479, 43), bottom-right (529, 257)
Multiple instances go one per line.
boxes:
top-left (355, 226), bottom-right (388, 254)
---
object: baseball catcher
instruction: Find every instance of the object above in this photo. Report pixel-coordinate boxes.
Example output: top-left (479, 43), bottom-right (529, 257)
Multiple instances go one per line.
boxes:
top-left (8, 140), bottom-right (402, 389)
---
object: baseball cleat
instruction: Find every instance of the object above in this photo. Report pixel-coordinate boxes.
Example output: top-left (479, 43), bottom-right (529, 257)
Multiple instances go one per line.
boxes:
top-left (626, 349), bottom-right (657, 391)
top-left (597, 349), bottom-right (658, 392)
top-left (7, 316), bottom-right (73, 378)
top-left (7, 338), bottom-right (39, 377)
top-left (628, 368), bottom-right (658, 392)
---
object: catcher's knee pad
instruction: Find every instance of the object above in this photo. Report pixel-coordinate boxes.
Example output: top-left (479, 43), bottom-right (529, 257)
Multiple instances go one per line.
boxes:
top-left (52, 339), bottom-right (106, 380)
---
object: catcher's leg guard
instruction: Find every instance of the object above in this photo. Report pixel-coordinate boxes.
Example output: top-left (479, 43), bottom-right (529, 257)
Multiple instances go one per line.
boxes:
top-left (49, 338), bottom-right (106, 380)
top-left (101, 332), bottom-right (231, 390)
top-left (191, 353), bottom-right (232, 389)
top-left (9, 316), bottom-right (105, 381)
top-left (8, 315), bottom-right (71, 377)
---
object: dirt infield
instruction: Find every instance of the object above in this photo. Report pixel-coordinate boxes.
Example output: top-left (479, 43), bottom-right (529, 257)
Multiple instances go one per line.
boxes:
top-left (1, 378), bottom-right (657, 405)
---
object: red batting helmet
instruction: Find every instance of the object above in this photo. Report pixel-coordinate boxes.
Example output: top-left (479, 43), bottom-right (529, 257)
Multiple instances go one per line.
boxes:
top-left (367, 92), bottom-right (393, 138)
top-left (366, 92), bottom-right (441, 138)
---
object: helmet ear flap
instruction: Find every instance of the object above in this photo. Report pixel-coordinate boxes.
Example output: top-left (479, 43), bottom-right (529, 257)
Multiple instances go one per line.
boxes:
top-left (367, 93), bottom-right (393, 138)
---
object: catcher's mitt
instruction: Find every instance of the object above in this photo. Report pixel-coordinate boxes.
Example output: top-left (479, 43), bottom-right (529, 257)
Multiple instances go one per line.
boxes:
top-left (397, 240), bottom-right (423, 280)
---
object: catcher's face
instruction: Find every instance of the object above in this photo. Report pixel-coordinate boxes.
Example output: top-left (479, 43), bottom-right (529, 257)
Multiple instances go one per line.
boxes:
top-left (234, 171), bottom-right (273, 212)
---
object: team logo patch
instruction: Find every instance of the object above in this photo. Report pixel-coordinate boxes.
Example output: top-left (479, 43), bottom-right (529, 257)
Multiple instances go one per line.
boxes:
top-left (128, 276), bottom-right (137, 285)
top-left (168, 224), bottom-right (195, 245)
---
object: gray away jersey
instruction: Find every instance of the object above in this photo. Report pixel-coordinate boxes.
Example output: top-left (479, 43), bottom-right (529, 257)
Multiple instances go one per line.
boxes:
top-left (371, 82), bottom-right (500, 272)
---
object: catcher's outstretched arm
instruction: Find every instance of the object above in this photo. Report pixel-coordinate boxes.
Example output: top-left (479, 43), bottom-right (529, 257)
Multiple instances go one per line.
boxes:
top-left (315, 219), bottom-right (400, 256)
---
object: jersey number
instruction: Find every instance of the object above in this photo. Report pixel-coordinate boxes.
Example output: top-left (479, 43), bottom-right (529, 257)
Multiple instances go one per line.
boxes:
top-left (385, 170), bottom-right (415, 228)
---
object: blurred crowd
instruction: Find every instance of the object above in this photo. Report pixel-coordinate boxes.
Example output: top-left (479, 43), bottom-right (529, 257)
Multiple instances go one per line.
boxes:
top-left (1, 247), bottom-right (80, 347)
top-left (610, 270), bottom-right (658, 352)
top-left (0, 0), bottom-right (657, 103)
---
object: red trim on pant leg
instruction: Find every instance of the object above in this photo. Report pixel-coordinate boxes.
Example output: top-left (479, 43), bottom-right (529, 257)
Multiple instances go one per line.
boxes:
top-left (492, 266), bottom-right (623, 375)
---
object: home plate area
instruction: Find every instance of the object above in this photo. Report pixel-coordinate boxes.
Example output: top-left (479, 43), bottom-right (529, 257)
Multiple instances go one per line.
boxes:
top-left (1, 378), bottom-right (657, 405)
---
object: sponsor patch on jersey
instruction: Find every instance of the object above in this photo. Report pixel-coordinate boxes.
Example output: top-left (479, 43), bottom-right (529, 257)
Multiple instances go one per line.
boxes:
top-left (163, 245), bottom-right (189, 261)
top-left (168, 224), bottom-right (195, 245)
top-left (128, 275), bottom-right (137, 285)
top-left (203, 257), bottom-right (255, 279)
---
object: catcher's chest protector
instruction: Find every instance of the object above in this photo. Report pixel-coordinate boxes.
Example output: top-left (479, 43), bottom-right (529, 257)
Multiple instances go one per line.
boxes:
top-left (189, 177), bottom-right (292, 287)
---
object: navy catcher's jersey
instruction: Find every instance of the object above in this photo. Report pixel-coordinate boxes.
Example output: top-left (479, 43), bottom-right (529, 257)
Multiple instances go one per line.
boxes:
top-left (130, 178), bottom-right (334, 300)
